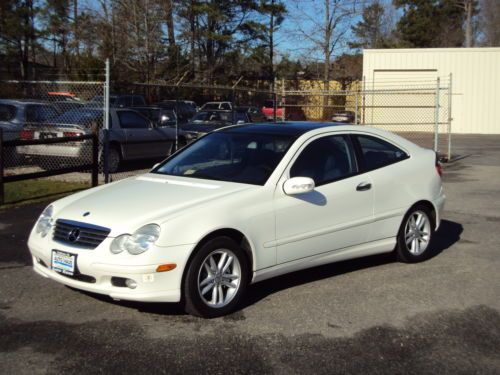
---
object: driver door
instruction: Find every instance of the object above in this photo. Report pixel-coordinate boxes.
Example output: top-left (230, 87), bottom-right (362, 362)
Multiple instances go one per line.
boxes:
top-left (274, 134), bottom-right (374, 264)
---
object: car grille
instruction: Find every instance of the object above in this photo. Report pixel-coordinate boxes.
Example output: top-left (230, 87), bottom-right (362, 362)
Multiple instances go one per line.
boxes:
top-left (53, 219), bottom-right (111, 249)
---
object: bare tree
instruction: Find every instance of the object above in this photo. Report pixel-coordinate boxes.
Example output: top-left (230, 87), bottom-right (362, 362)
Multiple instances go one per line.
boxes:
top-left (164, 0), bottom-right (175, 46)
top-left (451, 0), bottom-right (475, 47)
top-left (290, 0), bottom-right (359, 119)
top-left (479, 0), bottom-right (500, 46)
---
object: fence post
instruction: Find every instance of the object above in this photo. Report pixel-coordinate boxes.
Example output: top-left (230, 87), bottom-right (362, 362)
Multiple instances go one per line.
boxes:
top-left (175, 86), bottom-right (179, 150)
top-left (447, 73), bottom-right (453, 161)
top-left (362, 76), bottom-right (366, 125)
top-left (91, 131), bottom-right (99, 187)
top-left (354, 87), bottom-right (359, 125)
top-left (231, 76), bottom-right (243, 124)
top-left (0, 129), bottom-right (4, 205)
top-left (103, 58), bottom-right (110, 183)
top-left (434, 77), bottom-right (440, 152)
top-left (174, 71), bottom-right (188, 151)
top-left (282, 78), bottom-right (286, 122)
top-left (273, 77), bottom-right (277, 123)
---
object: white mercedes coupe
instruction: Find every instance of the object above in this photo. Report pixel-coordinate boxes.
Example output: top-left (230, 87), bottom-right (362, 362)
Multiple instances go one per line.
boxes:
top-left (28, 123), bottom-right (445, 317)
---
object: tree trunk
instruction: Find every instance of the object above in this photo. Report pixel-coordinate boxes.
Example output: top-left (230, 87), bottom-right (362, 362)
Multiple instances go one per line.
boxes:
top-left (323, 0), bottom-right (331, 120)
top-left (165, 0), bottom-right (176, 46)
top-left (190, 0), bottom-right (196, 77)
top-left (465, 0), bottom-right (472, 47)
top-left (270, 0), bottom-right (274, 92)
top-left (74, 0), bottom-right (80, 56)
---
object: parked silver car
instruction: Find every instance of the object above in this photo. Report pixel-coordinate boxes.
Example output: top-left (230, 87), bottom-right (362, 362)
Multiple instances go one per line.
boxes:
top-left (0, 99), bottom-right (59, 141)
top-left (18, 108), bottom-right (179, 172)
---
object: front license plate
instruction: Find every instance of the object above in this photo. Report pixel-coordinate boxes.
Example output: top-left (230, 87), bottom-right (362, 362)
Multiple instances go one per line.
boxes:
top-left (52, 250), bottom-right (76, 276)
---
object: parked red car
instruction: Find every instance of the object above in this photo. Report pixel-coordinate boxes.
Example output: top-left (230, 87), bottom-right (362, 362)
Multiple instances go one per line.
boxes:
top-left (261, 100), bottom-right (306, 121)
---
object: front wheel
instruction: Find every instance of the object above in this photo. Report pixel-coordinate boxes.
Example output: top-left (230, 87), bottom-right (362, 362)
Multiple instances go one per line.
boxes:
top-left (396, 205), bottom-right (435, 263)
top-left (183, 237), bottom-right (249, 318)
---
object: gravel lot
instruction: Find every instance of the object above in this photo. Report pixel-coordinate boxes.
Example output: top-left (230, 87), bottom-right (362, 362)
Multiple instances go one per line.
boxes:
top-left (1, 135), bottom-right (499, 374)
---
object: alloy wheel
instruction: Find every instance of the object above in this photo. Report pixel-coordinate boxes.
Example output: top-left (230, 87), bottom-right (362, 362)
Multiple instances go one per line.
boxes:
top-left (197, 249), bottom-right (241, 308)
top-left (404, 210), bottom-right (431, 255)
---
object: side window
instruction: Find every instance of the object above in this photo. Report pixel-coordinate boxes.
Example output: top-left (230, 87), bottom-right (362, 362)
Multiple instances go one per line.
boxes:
top-left (290, 135), bottom-right (357, 186)
top-left (356, 135), bottom-right (408, 170)
top-left (117, 111), bottom-right (150, 129)
top-left (221, 103), bottom-right (231, 110)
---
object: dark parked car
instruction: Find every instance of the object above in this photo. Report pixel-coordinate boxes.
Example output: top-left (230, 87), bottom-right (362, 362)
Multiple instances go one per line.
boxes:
top-left (154, 100), bottom-right (197, 124)
top-left (236, 106), bottom-right (267, 122)
top-left (51, 101), bottom-right (85, 115)
top-left (179, 110), bottom-right (250, 138)
top-left (17, 107), bottom-right (179, 172)
top-left (88, 94), bottom-right (146, 108)
top-left (200, 101), bottom-right (233, 110)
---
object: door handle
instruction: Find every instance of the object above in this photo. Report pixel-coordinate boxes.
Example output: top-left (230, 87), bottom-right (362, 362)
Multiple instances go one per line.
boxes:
top-left (356, 182), bottom-right (372, 191)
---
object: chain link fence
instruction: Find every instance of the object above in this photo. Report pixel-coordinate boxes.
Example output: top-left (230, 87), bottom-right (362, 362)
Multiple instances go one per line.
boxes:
top-left (0, 71), bottom-right (453, 204)
top-left (279, 76), bottom-right (452, 159)
top-left (0, 80), bottom-right (105, 203)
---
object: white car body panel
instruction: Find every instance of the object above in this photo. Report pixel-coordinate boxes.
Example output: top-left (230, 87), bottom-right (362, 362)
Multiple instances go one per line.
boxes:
top-left (27, 125), bottom-right (445, 303)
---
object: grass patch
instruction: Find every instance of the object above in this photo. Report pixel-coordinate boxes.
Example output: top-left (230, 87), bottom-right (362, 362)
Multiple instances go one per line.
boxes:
top-left (2, 179), bottom-right (89, 208)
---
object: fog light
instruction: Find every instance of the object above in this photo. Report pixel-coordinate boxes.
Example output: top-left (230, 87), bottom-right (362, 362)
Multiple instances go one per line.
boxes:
top-left (125, 278), bottom-right (137, 289)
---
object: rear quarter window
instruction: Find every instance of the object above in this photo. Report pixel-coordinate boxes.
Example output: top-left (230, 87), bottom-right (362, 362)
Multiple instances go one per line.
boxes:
top-left (356, 135), bottom-right (409, 171)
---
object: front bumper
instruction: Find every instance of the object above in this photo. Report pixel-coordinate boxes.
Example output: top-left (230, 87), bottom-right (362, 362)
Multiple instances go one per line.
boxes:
top-left (29, 234), bottom-right (195, 303)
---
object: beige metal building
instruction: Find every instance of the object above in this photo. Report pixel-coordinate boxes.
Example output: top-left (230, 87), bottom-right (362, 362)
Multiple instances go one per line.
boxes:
top-left (363, 48), bottom-right (500, 134)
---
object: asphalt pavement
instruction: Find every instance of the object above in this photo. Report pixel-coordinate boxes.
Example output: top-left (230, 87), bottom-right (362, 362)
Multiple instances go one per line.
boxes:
top-left (1, 134), bottom-right (499, 374)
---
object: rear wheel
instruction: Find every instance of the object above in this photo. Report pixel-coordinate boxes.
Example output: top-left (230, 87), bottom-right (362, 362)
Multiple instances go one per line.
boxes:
top-left (183, 237), bottom-right (249, 318)
top-left (396, 205), bottom-right (435, 263)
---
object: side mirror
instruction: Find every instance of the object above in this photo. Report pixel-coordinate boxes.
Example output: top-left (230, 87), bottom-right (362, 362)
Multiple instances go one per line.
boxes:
top-left (283, 177), bottom-right (315, 195)
top-left (236, 120), bottom-right (245, 125)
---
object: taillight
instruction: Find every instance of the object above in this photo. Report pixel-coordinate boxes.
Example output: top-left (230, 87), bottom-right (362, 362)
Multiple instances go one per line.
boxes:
top-left (63, 132), bottom-right (82, 137)
top-left (20, 130), bottom-right (33, 140)
top-left (435, 152), bottom-right (442, 177)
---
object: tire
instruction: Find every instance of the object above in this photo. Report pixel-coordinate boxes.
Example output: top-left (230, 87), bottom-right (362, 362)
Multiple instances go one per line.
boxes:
top-left (183, 236), bottom-right (249, 318)
top-left (396, 204), bottom-right (436, 263)
top-left (100, 146), bottom-right (121, 173)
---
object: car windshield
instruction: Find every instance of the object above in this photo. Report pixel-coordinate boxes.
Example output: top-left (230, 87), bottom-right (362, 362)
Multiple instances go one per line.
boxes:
top-left (50, 108), bottom-right (102, 127)
top-left (0, 104), bottom-right (17, 121)
top-left (154, 131), bottom-right (295, 185)
top-left (202, 103), bottom-right (221, 110)
top-left (191, 111), bottom-right (236, 123)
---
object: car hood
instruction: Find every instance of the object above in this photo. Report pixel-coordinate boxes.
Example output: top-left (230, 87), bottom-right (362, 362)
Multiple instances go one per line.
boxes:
top-left (53, 173), bottom-right (253, 236)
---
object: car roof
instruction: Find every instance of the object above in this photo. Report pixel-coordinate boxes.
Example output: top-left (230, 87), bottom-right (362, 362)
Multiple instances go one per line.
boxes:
top-left (221, 122), bottom-right (345, 136)
top-left (0, 99), bottom-right (51, 105)
top-left (219, 122), bottom-right (421, 152)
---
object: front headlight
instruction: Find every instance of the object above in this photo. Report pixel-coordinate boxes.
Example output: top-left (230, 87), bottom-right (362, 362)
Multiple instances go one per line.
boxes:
top-left (110, 224), bottom-right (161, 255)
top-left (35, 205), bottom-right (54, 237)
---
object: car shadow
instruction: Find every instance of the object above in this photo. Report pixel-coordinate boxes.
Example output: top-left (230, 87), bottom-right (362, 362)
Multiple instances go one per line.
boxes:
top-left (72, 219), bottom-right (463, 316)
top-left (241, 219), bottom-right (463, 310)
